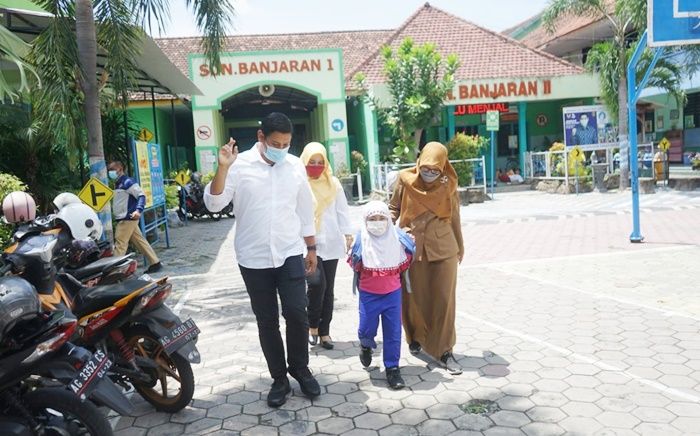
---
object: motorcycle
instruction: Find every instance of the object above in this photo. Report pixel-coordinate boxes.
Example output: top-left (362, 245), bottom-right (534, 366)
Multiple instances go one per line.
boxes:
top-left (0, 276), bottom-right (133, 435)
top-left (2, 226), bottom-right (201, 413)
top-left (177, 173), bottom-right (234, 221)
top-left (10, 214), bottom-right (138, 287)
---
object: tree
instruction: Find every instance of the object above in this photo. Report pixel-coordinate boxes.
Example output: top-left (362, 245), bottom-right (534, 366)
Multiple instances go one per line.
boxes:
top-left (33, 0), bottom-right (234, 242)
top-left (356, 38), bottom-right (458, 162)
top-left (543, 0), bottom-right (690, 189)
top-left (0, 24), bottom-right (38, 101)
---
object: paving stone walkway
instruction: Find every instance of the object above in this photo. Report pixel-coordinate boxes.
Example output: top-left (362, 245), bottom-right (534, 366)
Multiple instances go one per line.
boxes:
top-left (114, 190), bottom-right (700, 435)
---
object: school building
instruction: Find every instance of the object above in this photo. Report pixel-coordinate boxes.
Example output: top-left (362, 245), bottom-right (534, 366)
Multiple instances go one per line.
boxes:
top-left (132, 3), bottom-right (602, 188)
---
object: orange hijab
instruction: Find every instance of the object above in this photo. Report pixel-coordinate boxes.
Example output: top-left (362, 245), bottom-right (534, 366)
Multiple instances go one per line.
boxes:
top-left (397, 141), bottom-right (458, 228)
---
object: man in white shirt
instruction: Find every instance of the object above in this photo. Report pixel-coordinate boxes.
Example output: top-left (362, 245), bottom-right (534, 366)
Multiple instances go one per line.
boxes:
top-left (204, 112), bottom-right (320, 407)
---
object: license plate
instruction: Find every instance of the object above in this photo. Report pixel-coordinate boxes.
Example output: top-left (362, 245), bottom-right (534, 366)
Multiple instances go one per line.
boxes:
top-left (159, 318), bottom-right (200, 355)
top-left (69, 349), bottom-right (113, 399)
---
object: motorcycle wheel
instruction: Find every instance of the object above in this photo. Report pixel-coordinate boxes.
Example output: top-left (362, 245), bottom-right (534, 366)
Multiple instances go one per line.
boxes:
top-left (24, 387), bottom-right (113, 436)
top-left (125, 326), bottom-right (195, 413)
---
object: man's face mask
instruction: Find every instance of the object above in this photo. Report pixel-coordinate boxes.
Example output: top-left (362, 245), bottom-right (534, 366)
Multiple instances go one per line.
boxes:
top-left (108, 170), bottom-right (118, 180)
top-left (264, 142), bottom-right (290, 163)
top-left (580, 117), bottom-right (589, 128)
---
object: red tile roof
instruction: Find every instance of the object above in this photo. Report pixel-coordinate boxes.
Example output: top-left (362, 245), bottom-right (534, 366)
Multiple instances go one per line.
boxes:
top-left (352, 3), bottom-right (583, 85)
top-left (155, 29), bottom-right (393, 83)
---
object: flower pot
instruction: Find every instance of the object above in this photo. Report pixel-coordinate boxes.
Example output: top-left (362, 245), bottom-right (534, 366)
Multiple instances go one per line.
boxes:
top-left (340, 176), bottom-right (355, 203)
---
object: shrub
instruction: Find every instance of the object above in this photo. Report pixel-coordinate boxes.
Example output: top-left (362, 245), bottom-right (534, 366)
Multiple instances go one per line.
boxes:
top-left (164, 184), bottom-right (179, 209)
top-left (446, 133), bottom-right (488, 186)
top-left (351, 150), bottom-right (368, 173)
top-left (0, 173), bottom-right (27, 249)
top-left (201, 171), bottom-right (216, 185)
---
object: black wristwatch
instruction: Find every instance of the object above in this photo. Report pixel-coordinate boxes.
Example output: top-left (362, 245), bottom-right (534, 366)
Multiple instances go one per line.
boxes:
top-left (306, 245), bottom-right (317, 252)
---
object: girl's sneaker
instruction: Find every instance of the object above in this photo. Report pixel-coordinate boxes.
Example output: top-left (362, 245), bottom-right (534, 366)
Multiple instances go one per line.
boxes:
top-left (386, 367), bottom-right (405, 390)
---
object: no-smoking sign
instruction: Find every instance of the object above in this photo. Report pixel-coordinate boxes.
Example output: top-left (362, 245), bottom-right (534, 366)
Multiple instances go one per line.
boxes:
top-left (197, 125), bottom-right (212, 141)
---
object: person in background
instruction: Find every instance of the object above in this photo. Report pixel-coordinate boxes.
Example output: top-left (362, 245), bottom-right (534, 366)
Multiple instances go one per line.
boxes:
top-left (203, 112), bottom-right (320, 408)
top-left (108, 161), bottom-right (162, 273)
top-left (300, 142), bottom-right (354, 350)
top-left (348, 201), bottom-right (415, 389)
top-left (389, 142), bottom-right (464, 375)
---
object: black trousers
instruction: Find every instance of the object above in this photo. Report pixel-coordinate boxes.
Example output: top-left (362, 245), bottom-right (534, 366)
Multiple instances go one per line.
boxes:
top-left (306, 258), bottom-right (339, 337)
top-left (239, 255), bottom-right (309, 379)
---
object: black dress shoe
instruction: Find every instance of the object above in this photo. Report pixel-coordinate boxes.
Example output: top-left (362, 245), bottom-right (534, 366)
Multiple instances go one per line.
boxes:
top-left (289, 367), bottom-right (321, 398)
top-left (308, 334), bottom-right (318, 346)
top-left (320, 337), bottom-right (334, 350)
top-left (386, 367), bottom-right (405, 390)
top-left (409, 341), bottom-right (421, 355)
top-left (145, 262), bottom-right (163, 274)
top-left (267, 377), bottom-right (291, 407)
top-left (440, 352), bottom-right (463, 375)
top-left (360, 346), bottom-right (373, 367)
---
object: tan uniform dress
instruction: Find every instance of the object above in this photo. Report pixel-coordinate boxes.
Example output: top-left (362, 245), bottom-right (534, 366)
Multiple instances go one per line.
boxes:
top-left (390, 180), bottom-right (463, 360)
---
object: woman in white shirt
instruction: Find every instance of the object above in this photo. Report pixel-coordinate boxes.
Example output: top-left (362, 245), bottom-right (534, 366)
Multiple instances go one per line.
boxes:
top-left (301, 142), bottom-right (354, 350)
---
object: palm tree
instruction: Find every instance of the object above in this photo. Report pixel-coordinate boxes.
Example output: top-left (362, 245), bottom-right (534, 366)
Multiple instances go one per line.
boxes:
top-left (0, 24), bottom-right (38, 101)
top-left (542, 0), bottom-right (686, 189)
top-left (34, 0), bottom-right (234, 241)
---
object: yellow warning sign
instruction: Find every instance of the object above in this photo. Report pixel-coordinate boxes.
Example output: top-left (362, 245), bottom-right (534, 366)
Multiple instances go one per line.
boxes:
top-left (78, 178), bottom-right (114, 212)
top-left (175, 171), bottom-right (190, 186)
top-left (137, 128), bottom-right (154, 143)
top-left (659, 137), bottom-right (671, 152)
top-left (570, 146), bottom-right (583, 160)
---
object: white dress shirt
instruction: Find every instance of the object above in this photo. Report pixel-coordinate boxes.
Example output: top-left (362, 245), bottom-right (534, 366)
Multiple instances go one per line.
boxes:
top-left (316, 183), bottom-right (354, 260)
top-left (203, 143), bottom-right (315, 269)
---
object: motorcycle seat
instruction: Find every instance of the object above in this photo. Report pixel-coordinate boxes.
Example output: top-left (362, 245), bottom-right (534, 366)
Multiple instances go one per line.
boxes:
top-left (64, 255), bottom-right (133, 281)
top-left (72, 279), bottom-right (152, 318)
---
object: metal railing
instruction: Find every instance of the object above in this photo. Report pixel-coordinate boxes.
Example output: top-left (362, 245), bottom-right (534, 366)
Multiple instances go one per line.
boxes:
top-left (525, 143), bottom-right (657, 186)
top-left (370, 157), bottom-right (487, 199)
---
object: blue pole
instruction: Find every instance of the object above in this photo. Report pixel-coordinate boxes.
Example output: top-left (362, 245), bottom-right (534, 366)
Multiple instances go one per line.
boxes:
top-left (627, 30), bottom-right (663, 243)
top-left (518, 102), bottom-right (528, 172)
top-left (490, 130), bottom-right (496, 198)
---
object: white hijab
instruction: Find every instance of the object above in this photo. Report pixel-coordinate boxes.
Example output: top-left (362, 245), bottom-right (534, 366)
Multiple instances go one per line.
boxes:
top-left (360, 201), bottom-right (407, 271)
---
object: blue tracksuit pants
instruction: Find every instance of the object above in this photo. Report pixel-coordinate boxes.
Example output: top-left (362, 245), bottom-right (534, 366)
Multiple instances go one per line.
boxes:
top-left (358, 289), bottom-right (402, 369)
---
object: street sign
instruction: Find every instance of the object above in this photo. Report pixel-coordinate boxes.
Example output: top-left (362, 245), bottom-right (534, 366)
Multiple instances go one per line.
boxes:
top-left (197, 125), bottom-right (212, 141)
top-left (331, 118), bottom-right (345, 132)
top-left (137, 128), bottom-right (154, 143)
top-left (649, 0), bottom-right (700, 47)
top-left (570, 146), bottom-right (584, 160)
top-left (659, 137), bottom-right (671, 152)
top-left (175, 171), bottom-right (190, 186)
top-left (78, 178), bottom-right (114, 212)
top-left (486, 110), bottom-right (500, 131)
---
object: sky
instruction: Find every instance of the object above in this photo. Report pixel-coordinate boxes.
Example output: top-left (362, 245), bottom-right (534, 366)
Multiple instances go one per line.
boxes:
top-left (161, 0), bottom-right (550, 38)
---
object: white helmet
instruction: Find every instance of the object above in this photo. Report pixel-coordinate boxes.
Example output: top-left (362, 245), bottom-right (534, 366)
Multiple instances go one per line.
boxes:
top-left (53, 192), bottom-right (82, 211)
top-left (55, 203), bottom-right (103, 240)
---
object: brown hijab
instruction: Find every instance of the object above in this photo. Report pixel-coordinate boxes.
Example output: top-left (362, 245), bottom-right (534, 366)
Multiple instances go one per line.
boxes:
top-left (398, 141), bottom-right (458, 227)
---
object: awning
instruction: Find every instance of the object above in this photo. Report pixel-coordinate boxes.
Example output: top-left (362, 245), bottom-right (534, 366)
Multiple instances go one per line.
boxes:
top-left (0, 4), bottom-right (201, 96)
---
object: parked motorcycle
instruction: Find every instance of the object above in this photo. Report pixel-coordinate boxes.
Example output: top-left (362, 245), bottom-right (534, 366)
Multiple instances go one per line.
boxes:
top-left (2, 212), bottom-right (201, 413)
top-left (177, 173), bottom-right (234, 221)
top-left (0, 276), bottom-right (133, 435)
top-left (9, 213), bottom-right (138, 287)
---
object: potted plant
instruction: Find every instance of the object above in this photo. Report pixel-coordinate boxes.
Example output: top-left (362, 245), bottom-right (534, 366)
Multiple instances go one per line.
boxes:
top-left (336, 163), bottom-right (355, 202)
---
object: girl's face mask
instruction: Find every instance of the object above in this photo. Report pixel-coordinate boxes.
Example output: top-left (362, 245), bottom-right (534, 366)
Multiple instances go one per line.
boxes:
top-left (366, 218), bottom-right (389, 236)
top-left (306, 165), bottom-right (325, 178)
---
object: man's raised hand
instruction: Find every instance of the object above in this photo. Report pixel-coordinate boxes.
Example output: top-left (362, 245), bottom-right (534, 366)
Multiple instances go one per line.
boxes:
top-left (219, 137), bottom-right (238, 167)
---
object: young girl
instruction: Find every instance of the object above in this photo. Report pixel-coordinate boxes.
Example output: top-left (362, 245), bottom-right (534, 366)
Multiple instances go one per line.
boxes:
top-left (349, 201), bottom-right (415, 389)
top-left (301, 142), bottom-right (354, 350)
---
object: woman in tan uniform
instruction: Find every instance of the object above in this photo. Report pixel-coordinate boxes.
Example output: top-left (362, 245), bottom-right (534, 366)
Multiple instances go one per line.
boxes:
top-left (389, 142), bottom-right (464, 375)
